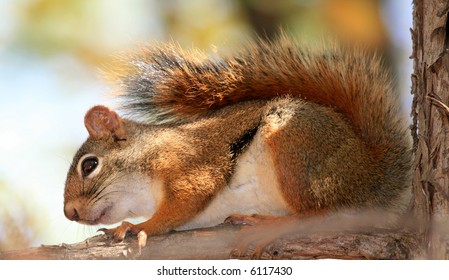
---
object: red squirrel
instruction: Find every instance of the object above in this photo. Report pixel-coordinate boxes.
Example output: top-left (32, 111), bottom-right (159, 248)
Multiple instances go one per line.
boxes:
top-left (63, 35), bottom-right (412, 244)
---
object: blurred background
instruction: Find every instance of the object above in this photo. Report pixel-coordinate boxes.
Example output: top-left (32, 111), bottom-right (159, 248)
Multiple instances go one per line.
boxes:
top-left (0, 0), bottom-right (412, 250)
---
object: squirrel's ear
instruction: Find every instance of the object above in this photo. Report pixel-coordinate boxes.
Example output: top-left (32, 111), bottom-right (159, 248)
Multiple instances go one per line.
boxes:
top-left (84, 106), bottom-right (127, 141)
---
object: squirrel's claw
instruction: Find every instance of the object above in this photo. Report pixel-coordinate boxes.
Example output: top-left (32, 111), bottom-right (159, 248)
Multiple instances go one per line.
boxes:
top-left (97, 228), bottom-right (107, 233)
top-left (225, 213), bottom-right (277, 226)
top-left (225, 214), bottom-right (261, 226)
top-left (98, 221), bottom-right (139, 242)
top-left (98, 223), bottom-right (148, 257)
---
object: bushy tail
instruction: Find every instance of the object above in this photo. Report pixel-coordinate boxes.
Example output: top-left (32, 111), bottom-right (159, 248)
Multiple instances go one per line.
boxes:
top-left (110, 35), bottom-right (411, 183)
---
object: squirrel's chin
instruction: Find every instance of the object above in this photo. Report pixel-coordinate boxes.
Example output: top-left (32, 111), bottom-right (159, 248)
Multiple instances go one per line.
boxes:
top-left (95, 206), bottom-right (116, 225)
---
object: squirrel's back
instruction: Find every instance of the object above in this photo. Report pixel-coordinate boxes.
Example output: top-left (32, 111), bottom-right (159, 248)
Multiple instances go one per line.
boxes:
top-left (109, 35), bottom-right (411, 210)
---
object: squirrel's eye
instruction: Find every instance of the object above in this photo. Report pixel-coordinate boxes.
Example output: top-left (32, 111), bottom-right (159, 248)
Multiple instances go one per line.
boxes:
top-left (81, 157), bottom-right (99, 177)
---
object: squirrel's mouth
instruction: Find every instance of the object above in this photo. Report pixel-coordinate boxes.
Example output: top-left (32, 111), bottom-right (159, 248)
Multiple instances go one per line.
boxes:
top-left (95, 206), bottom-right (114, 225)
top-left (78, 206), bottom-right (112, 225)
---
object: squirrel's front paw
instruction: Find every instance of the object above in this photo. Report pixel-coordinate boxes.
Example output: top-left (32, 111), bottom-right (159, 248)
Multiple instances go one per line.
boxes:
top-left (98, 221), bottom-right (148, 255)
top-left (98, 221), bottom-right (140, 242)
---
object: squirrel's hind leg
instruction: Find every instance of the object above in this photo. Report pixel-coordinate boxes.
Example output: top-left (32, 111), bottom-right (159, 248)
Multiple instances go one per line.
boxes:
top-left (224, 213), bottom-right (293, 226)
top-left (224, 213), bottom-right (303, 259)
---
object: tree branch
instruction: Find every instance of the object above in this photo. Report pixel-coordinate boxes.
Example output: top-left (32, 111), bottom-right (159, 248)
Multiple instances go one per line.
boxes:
top-left (0, 224), bottom-right (424, 260)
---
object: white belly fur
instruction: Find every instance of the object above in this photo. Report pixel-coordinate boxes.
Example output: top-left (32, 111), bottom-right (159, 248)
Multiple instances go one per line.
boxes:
top-left (177, 133), bottom-right (291, 231)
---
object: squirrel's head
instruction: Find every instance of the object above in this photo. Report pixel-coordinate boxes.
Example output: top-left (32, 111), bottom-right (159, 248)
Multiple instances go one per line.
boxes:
top-left (63, 106), bottom-right (161, 225)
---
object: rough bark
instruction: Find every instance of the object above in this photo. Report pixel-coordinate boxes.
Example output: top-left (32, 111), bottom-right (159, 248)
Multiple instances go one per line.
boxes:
top-left (411, 0), bottom-right (449, 259)
top-left (0, 224), bottom-right (423, 260)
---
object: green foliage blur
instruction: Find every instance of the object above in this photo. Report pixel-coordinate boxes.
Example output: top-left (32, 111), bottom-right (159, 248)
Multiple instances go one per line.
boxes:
top-left (0, 182), bottom-right (44, 251)
top-left (10, 0), bottom-right (391, 63)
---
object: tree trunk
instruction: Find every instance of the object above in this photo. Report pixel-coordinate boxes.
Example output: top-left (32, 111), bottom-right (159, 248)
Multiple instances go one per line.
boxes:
top-left (411, 0), bottom-right (449, 259)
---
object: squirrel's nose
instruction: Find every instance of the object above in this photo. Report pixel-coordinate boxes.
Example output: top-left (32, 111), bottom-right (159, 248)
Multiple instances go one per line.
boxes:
top-left (64, 201), bottom-right (80, 221)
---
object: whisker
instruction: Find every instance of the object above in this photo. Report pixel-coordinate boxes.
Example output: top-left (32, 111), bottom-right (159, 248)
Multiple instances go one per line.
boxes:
top-left (91, 190), bottom-right (131, 205)
top-left (86, 171), bottom-right (130, 205)
top-left (86, 168), bottom-right (111, 197)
